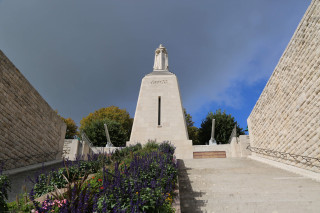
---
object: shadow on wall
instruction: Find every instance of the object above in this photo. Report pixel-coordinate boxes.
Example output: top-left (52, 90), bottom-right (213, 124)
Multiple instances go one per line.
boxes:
top-left (178, 159), bottom-right (206, 212)
top-left (7, 162), bottom-right (63, 203)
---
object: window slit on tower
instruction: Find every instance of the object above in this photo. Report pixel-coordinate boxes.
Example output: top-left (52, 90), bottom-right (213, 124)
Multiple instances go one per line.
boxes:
top-left (158, 96), bottom-right (161, 126)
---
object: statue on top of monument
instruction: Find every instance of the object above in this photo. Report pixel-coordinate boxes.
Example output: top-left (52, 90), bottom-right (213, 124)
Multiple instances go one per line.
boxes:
top-left (153, 44), bottom-right (169, 71)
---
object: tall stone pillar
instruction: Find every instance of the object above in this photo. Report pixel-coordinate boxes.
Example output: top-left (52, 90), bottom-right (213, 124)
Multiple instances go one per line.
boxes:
top-left (128, 44), bottom-right (193, 159)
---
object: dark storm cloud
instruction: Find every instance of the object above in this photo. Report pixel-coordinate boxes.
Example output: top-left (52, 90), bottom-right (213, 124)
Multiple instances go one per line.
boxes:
top-left (0, 0), bottom-right (310, 125)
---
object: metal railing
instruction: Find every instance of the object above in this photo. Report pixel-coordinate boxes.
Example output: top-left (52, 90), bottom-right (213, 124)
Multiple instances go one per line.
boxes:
top-left (81, 133), bottom-right (94, 148)
top-left (247, 145), bottom-right (320, 167)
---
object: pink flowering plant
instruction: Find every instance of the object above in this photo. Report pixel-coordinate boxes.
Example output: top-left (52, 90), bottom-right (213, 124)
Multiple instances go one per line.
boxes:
top-left (31, 199), bottom-right (68, 213)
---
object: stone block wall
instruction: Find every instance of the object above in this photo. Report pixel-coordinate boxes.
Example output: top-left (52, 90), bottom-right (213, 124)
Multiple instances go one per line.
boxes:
top-left (0, 50), bottom-right (66, 170)
top-left (193, 145), bottom-right (231, 158)
top-left (248, 0), bottom-right (320, 172)
top-left (62, 139), bottom-right (80, 161)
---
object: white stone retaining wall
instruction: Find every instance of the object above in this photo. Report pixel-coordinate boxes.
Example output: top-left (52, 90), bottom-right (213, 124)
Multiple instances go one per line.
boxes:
top-left (247, 0), bottom-right (320, 172)
top-left (0, 50), bottom-right (66, 170)
top-left (193, 145), bottom-right (231, 158)
top-left (62, 139), bottom-right (80, 160)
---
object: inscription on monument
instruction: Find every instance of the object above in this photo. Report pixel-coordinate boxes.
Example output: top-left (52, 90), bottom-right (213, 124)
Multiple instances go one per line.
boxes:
top-left (151, 80), bottom-right (168, 85)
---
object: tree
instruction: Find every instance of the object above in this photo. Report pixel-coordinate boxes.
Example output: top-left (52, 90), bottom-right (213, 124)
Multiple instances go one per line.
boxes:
top-left (82, 119), bottom-right (127, 147)
top-left (198, 109), bottom-right (244, 145)
top-left (61, 117), bottom-right (78, 139)
top-left (55, 111), bottom-right (78, 139)
top-left (80, 106), bottom-right (133, 144)
top-left (184, 109), bottom-right (200, 145)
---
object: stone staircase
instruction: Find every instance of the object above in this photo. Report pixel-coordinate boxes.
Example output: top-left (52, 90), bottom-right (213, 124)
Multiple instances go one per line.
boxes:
top-left (178, 158), bottom-right (320, 213)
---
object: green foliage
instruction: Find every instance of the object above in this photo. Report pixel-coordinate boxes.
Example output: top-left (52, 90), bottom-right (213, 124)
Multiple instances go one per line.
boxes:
top-left (82, 119), bottom-right (128, 147)
top-left (33, 169), bottom-right (68, 197)
top-left (80, 106), bottom-right (133, 142)
top-left (0, 174), bottom-right (10, 212)
top-left (198, 109), bottom-right (245, 144)
top-left (111, 143), bottom-right (142, 162)
top-left (7, 187), bottom-right (34, 212)
top-left (55, 111), bottom-right (78, 139)
top-left (95, 142), bottom-right (177, 212)
top-left (159, 141), bottom-right (176, 155)
top-left (28, 142), bottom-right (177, 212)
top-left (184, 108), bottom-right (200, 145)
top-left (61, 117), bottom-right (78, 139)
top-left (144, 140), bottom-right (159, 151)
top-left (33, 155), bottom-right (110, 198)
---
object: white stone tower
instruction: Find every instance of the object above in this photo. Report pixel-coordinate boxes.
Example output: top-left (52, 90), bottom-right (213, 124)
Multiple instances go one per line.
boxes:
top-left (128, 44), bottom-right (193, 159)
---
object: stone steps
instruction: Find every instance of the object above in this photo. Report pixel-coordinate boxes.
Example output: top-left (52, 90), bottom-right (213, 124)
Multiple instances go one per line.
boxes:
top-left (178, 158), bottom-right (320, 213)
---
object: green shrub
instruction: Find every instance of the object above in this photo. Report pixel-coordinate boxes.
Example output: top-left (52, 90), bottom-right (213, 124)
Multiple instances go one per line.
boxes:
top-left (144, 140), bottom-right (159, 151)
top-left (159, 141), bottom-right (175, 155)
top-left (7, 187), bottom-right (34, 212)
top-left (32, 154), bottom-right (111, 197)
top-left (0, 174), bottom-right (10, 212)
top-left (83, 119), bottom-right (127, 147)
top-left (111, 143), bottom-right (142, 162)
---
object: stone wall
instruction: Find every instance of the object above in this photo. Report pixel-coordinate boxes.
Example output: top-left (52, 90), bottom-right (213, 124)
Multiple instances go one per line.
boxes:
top-left (63, 139), bottom-right (80, 161)
top-left (247, 0), bottom-right (320, 172)
top-left (0, 50), bottom-right (66, 170)
top-left (193, 145), bottom-right (231, 158)
top-left (193, 135), bottom-right (251, 158)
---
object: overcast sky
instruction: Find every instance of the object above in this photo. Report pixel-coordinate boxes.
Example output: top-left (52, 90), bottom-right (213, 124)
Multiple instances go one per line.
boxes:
top-left (0, 0), bottom-right (310, 131)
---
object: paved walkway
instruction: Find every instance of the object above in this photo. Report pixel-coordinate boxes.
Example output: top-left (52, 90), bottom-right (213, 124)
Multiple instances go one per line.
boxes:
top-left (178, 158), bottom-right (320, 213)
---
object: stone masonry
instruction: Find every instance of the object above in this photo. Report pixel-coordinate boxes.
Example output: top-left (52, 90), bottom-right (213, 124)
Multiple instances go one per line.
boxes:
top-left (0, 50), bottom-right (66, 170)
top-left (248, 0), bottom-right (320, 172)
top-left (128, 45), bottom-right (193, 159)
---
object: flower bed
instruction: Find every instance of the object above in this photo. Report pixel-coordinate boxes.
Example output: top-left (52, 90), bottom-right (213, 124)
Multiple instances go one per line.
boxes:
top-left (6, 141), bottom-right (178, 212)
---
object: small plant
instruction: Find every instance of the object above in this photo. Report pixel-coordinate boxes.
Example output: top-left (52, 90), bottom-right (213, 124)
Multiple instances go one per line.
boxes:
top-left (144, 140), bottom-right (159, 151)
top-left (159, 141), bottom-right (175, 155)
top-left (0, 173), bottom-right (11, 212)
top-left (7, 186), bottom-right (35, 212)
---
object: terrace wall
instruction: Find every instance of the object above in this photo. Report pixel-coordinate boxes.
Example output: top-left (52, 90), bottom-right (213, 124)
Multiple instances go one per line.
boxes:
top-left (247, 0), bottom-right (320, 172)
top-left (0, 50), bottom-right (66, 170)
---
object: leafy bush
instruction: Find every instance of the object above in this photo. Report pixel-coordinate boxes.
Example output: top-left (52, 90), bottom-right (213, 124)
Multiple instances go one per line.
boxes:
top-left (0, 174), bottom-right (10, 212)
top-left (7, 186), bottom-right (34, 212)
top-left (111, 143), bottom-right (142, 162)
top-left (83, 119), bottom-right (127, 147)
top-left (159, 141), bottom-right (175, 156)
top-left (31, 153), bottom-right (111, 197)
top-left (144, 140), bottom-right (159, 151)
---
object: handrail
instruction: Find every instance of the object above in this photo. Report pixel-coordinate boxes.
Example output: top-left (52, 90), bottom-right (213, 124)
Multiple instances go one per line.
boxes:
top-left (81, 133), bottom-right (94, 148)
top-left (247, 145), bottom-right (320, 167)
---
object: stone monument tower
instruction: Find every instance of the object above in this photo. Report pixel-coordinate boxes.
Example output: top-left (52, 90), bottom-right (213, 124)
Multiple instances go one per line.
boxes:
top-left (128, 44), bottom-right (193, 159)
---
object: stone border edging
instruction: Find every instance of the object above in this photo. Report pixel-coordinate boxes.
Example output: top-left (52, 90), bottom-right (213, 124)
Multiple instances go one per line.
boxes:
top-left (249, 155), bottom-right (320, 182)
top-left (3, 160), bottom-right (63, 175)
